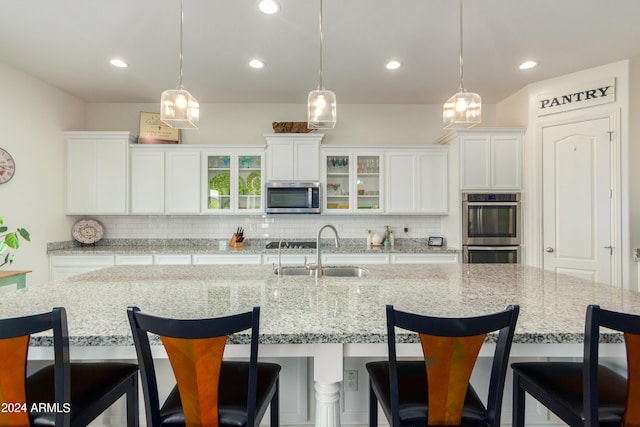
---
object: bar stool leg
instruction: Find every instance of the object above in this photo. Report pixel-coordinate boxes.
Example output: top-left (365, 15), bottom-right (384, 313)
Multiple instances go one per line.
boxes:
top-left (512, 372), bottom-right (526, 427)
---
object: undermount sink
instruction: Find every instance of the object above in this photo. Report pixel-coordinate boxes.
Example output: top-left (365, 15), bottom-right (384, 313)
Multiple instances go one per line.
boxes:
top-left (274, 266), bottom-right (368, 278)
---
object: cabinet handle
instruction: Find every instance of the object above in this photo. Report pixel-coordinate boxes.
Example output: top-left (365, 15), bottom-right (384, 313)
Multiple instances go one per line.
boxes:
top-left (545, 247), bottom-right (554, 253)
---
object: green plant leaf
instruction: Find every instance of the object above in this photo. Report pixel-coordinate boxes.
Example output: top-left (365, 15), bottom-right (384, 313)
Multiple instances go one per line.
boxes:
top-left (0, 242), bottom-right (7, 253)
top-left (0, 216), bottom-right (3, 225)
top-left (17, 228), bottom-right (30, 241)
top-left (0, 226), bottom-right (7, 233)
top-left (4, 233), bottom-right (19, 249)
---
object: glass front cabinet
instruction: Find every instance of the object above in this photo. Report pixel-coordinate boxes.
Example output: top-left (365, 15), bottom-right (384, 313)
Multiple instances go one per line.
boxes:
top-left (321, 149), bottom-right (383, 214)
top-left (203, 150), bottom-right (264, 214)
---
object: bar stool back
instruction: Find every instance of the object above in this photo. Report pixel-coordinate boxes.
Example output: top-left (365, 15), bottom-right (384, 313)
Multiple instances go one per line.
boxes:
top-left (511, 304), bottom-right (640, 427)
top-left (0, 307), bottom-right (139, 427)
top-left (366, 304), bottom-right (519, 427)
top-left (127, 306), bottom-right (280, 427)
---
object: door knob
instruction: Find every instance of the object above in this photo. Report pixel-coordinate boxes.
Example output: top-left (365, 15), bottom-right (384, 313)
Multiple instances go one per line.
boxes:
top-left (545, 247), bottom-right (554, 253)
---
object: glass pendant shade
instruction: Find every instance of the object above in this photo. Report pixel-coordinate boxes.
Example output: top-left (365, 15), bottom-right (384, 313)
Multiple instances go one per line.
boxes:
top-left (161, 89), bottom-right (199, 129)
top-left (443, 90), bottom-right (481, 129)
top-left (443, 0), bottom-right (481, 129)
top-left (307, 89), bottom-right (337, 129)
top-left (160, 0), bottom-right (199, 130)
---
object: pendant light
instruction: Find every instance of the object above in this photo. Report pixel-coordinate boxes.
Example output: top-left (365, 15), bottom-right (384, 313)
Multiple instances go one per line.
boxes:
top-left (307, 0), bottom-right (336, 129)
top-left (161, 0), bottom-right (199, 129)
top-left (443, 0), bottom-right (481, 129)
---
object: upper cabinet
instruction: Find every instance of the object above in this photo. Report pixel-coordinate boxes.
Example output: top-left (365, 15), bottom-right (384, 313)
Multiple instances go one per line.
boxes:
top-left (65, 131), bottom-right (135, 215)
top-left (440, 128), bottom-right (525, 190)
top-left (130, 145), bottom-right (201, 215)
top-left (385, 148), bottom-right (449, 215)
top-left (265, 133), bottom-right (323, 181)
top-left (321, 149), bottom-right (383, 214)
top-left (203, 149), bottom-right (264, 214)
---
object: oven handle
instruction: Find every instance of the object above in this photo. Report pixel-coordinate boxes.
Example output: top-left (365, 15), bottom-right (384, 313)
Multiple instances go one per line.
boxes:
top-left (464, 202), bottom-right (519, 207)
top-left (466, 246), bottom-right (520, 251)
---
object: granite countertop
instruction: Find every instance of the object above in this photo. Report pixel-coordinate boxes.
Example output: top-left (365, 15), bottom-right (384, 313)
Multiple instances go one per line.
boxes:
top-left (2, 264), bottom-right (639, 347)
top-left (46, 238), bottom-right (459, 256)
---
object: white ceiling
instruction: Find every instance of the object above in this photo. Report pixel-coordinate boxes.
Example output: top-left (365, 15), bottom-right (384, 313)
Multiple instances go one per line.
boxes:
top-left (1, 0), bottom-right (639, 105)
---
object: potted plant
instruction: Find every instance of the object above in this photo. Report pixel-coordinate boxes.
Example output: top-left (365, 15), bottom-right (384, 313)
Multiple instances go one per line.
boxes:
top-left (0, 215), bottom-right (30, 268)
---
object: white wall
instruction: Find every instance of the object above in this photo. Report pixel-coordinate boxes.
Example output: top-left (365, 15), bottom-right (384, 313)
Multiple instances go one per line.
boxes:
top-left (87, 102), bottom-right (497, 146)
top-left (0, 63), bottom-right (85, 285)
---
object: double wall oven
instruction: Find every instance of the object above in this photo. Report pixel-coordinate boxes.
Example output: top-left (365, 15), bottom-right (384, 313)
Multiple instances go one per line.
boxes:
top-left (462, 192), bottom-right (521, 263)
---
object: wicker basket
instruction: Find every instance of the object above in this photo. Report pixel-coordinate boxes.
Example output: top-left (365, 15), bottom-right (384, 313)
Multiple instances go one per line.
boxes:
top-left (272, 122), bottom-right (316, 133)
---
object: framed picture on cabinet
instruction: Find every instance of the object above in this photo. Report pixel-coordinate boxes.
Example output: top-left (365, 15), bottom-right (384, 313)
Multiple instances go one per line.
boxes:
top-left (138, 111), bottom-right (179, 144)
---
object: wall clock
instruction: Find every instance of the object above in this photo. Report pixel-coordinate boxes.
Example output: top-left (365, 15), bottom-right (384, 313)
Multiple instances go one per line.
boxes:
top-left (0, 148), bottom-right (15, 184)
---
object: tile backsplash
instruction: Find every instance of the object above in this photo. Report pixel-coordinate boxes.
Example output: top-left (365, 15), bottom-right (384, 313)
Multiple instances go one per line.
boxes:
top-left (89, 215), bottom-right (443, 241)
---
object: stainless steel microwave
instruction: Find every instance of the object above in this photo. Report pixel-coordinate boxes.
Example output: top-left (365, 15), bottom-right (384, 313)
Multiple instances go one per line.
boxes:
top-left (265, 181), bottom-right (321, 214)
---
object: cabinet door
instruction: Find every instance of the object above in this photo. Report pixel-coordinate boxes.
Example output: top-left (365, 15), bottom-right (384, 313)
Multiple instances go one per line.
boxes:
top-left (95, 140), bottom-right (128, 213)
top-left (237, 153), bottom-right (263, 212)
top-left (355, 153), bottom-right (382, 212)
top-left (418, 151), bottom-right (448, 214)
top-left (265, 135), bottom-right (322, 181)
top-left (293, 140), bottom-right (320, 181)
top-left (460, 135), bottom-right (491, 189)
top-left (266, 141), bottom-right (294, 181)
top-left (66, 134), bottom-right (129, 214)
top-left (166, 151), bottom-right (201, 214)
top-left (130, 150), bottom-right (165, 214)
top-left (491, 135), bottom-right (522, 189)
top-left (204, 154), bottom-right (233, 212)
top-left (324, 152), bottom-right (352, 213)
top-left (385, 152), bottom-right (418, 213)
top-left (66, 139), bottom-right (97, 213)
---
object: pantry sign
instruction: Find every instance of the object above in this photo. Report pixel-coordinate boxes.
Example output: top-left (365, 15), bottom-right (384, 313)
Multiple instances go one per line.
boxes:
top-left (536, 78), bottom-right (615, 116)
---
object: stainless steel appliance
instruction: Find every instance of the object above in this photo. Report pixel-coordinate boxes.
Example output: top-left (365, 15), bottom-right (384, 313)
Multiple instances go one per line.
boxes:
top-left (463, 246), bottom-right (521, 264)
top-left (462, 192), bottom-right (521, 263)
top-left (265, 181), bottom-right (321, 214)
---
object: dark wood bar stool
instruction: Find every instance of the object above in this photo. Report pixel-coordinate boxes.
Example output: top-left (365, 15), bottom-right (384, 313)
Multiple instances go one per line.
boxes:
top-left (511, 304), bottom-right (638, 427)
top-left (0, 307), bottom-right (139, 427)
top-left (366, 304), bottom-right (519, 427)
top-left (127, 305), bottom-right (280, 427)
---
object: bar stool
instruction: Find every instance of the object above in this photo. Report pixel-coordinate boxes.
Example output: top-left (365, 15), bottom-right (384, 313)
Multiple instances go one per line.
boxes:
top-left (511, 304), bottom-right (638, 427)
top-left (366, 304), bottom-right (519, 427)
top-left (127, 306), bottom-right (281, 427)
top-left (0, 307), bottom-right (139, 426)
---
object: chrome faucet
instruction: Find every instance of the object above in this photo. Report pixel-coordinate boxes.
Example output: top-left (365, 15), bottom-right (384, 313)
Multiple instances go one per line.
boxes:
top-left (306, 224), bottom-right (341, 278)
top-left (275, 239), bottom-right (288, 275)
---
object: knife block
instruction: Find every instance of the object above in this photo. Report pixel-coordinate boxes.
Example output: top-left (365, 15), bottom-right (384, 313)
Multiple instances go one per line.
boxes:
top-left (230, 233), bottom-right (243, 248)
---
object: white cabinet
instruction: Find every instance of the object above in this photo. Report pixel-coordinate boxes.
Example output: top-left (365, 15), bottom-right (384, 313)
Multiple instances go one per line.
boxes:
top-left (203, 149), bottom-right (264, 214)
top-left (49, 255), bottom-right (115, 281)
top-left (385, 148), bottom-right (449, 214)
top-left (390, 253), bottom-right (459, 264)
top-left (153, 254), bottom-right (192, 265)
top-left (321, 149), bottom-right (383, 214)
top-left (265, 133), bottom-right (323, 181)
top-left (192, 254), bottom-right (262, 265)
top-left (65, 131), bottom-right (134, 214)
top-left (453, 129), bottom-right (524, 190)
top-left (130, 146), bottom-right (201, 214)
top-left (115, 255), bottom-right (154, 265)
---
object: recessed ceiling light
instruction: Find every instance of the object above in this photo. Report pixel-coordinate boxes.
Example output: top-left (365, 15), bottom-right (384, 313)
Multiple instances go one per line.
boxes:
top-left (258, 0), bottom-right (280, 14)
top-left (109, 58), bottom-right (128, 68)
top-left (519, 61), bottom-right (537, 70)
top-left (386, 60), bottom-right (401, 70)
top-left (249, 59), bottom-right (265, 69)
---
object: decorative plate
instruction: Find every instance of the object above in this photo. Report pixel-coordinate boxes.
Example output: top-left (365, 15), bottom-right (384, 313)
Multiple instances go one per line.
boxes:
top-left (72, 219), bottom-right (105, 244)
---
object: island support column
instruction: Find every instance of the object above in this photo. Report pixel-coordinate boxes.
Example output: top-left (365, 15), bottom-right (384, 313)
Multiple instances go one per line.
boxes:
top-left (313, 343), bottom-right (343, 427)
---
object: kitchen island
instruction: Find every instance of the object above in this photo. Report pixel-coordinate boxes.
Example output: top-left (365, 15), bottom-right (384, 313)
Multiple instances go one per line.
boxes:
top-left (2, 263), bottom-right (639, 426)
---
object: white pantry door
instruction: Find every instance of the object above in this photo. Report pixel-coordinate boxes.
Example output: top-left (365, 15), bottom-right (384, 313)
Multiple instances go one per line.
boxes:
top-left (542, 117), bottom-right (612, 284)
